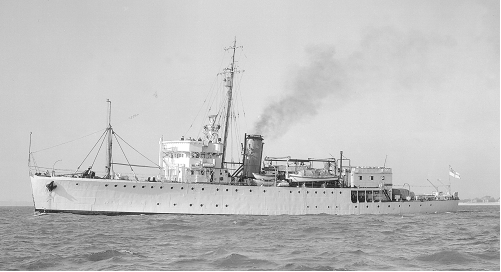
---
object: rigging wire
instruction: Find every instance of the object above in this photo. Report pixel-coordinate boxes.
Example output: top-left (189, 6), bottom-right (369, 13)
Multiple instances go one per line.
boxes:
top-left (114, 132), bottom-right (160, 168)
top-left (90, 130), bottom-right (109, 170)
top-left (113, 133), bottom-right (138, 181)
top-left (32, 129), bottom-right (106, 154)
top-left (74, 129), bottom-right (108, 174)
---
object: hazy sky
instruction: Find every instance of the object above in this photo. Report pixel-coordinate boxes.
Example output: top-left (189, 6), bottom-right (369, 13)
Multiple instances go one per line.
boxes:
top-left (0, 0), bottom-right (498, 203)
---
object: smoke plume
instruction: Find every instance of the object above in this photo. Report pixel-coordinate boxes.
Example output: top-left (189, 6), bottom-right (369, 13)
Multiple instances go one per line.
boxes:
top-left (253, 45), bottom-right (348, 139)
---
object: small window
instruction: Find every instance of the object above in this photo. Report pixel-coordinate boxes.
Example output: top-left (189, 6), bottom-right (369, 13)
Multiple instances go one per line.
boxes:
top-left (371, 176), bottom-right (374, 180)
top-left (359, 176), bottom-right (362, 180)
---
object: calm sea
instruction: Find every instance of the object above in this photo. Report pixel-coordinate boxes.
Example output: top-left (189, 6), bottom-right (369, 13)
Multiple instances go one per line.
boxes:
top-left (0, 205), bottom-right (498, 271)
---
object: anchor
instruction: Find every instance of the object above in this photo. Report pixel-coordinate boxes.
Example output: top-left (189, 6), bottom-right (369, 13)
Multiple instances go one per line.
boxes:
top-left (46, 181), bottom-right (57, 192)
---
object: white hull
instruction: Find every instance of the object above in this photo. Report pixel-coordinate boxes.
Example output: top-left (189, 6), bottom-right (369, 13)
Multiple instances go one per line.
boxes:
top-left (30, 175), bottom-right (459, 215)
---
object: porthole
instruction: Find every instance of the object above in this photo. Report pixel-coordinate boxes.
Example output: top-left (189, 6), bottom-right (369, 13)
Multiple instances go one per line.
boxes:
top-left (216, 204), bottom-right (219, 207)
top-left (157, 203), bottom-right (160, 205)
top-left (216, 188), bottom-right (219, 191)
top-left (190, 204), bottom-right (193, 207)
top-left (409, 205), bottom-right (411, 207)
top-left (200, 204), bottom-right (203, 207)
top-left (142, 186), bottom-right (145, 188)
top-left (225, 204), bottom-right (228, 207)
top-left (226, 189), bottom-right (229, 192)
top-left (290, 191), bottom-right (292, 193)
top-left (298, 191), bottom-right (300, 194)
top-left (355, 205), bottom-right (358, 208)
top-left (76, 183), bottom-right (79, 185)
top-left (124, 185), bottom-right (126, 187)
top-left (377, 205), bottom-right (380, 208)
top-left (315, 191), bottom-right (317, 194)
top-left (105, 184), bottom-right (108, 187)
top-left (307, 191), bottom-right (309, 194)
top-left (336, 206), bottom-right (338, 208)
top-left (114, 185), bottom-right (118, 187)
top-left (151, 186), bottom-right (154, 189)
top-left (181, 187), bottom-right (184, 190)
top-left (315, 206), bottom-right (318, 208)
top-left (202, 188), bottom-right (205, 191)
top-left (173, 203), bottom-right (177, 206)
top-left (323, 191), bottom-right (326, 194)
top-left (191, 187), bottom-right (194, 190)
top-left (264, 190), bottom-right (266, 193)
top-left (328, 206), bottom-right (330, 208)
top-left (338, 191), bottom-right (341, 194)
top-left (367, 205), bottom-right (369, 208)
top-left (133, 185), bottom-right (136, 188)
top-left (235, 189), bottom-right (238, 192)
top-left (160, 186), bottom-right (163, 189)
top-left (398, 205), bottom-right (400, 207)
top-left (171, 187), bottom-right (174, 189)
top-left (388, 205), bottom-right (390, 208)
top-left (307, 206), bottom-right (310, 208)
top-left (249, 189), bottom-right (252, 192)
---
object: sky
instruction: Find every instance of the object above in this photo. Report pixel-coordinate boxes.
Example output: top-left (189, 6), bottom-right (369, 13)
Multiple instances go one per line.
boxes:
top-left (0, 0), bottom-right (499, 203)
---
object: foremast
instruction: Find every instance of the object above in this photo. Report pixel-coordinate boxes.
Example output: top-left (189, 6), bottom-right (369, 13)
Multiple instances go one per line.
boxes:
top-left (105, 99), bottom-right (113, 178)
top-left (220, 38), bottom-right (242, 168)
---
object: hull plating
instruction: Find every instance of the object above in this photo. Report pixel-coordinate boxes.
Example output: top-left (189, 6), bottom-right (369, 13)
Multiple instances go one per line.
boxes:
top-left (31, 176), bottom-right (458, 216)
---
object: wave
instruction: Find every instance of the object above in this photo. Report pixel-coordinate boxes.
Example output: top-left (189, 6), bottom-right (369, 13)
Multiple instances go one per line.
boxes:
top-left (416, 250), bottom-right (473, 264)
top-left (211, 253), bottom-right (277, 270)
top-left (85, 249), bottom-right (135, 262)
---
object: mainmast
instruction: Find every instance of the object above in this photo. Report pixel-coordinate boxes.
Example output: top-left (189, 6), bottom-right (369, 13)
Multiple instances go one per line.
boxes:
top-left (105, 99), bottom-right (113, 178)
top-left (220, 38), bottom-right (242, 168)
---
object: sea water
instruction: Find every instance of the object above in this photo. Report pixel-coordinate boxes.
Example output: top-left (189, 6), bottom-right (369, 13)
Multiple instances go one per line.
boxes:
top-left (0, 205), bottom-right (498, 271)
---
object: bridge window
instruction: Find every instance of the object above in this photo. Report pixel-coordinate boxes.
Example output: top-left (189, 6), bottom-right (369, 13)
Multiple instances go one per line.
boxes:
top-left (366, 191), bottom-right (373, 202)
top-left (358, 191), bottom-right (366, 203)
top-left (351, 191), bottom-right (357, 203)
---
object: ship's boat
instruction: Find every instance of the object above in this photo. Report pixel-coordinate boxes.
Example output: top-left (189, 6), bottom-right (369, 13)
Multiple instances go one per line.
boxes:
top-left (28, 39), bottom-right (460, 216)
top-left (252, 173), bottom-right (276, 181)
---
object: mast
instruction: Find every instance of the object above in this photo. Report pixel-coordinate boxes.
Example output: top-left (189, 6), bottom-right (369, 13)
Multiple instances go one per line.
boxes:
top-left (221, 38), bottom-right (241, 168)
top-left (28, 132), bottom-right (32, 175)
top-left (105, 99), bottom-right (113, 178)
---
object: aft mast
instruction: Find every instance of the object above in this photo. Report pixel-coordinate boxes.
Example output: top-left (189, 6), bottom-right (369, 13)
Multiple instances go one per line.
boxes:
top-left (105, 99), bottom-right (113, 178)
top-left (220, 38), bottom-right (242, 168)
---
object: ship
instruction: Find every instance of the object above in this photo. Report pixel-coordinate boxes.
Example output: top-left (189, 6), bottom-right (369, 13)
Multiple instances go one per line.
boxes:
top-left (28, 39), bottom-right (459, 215)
